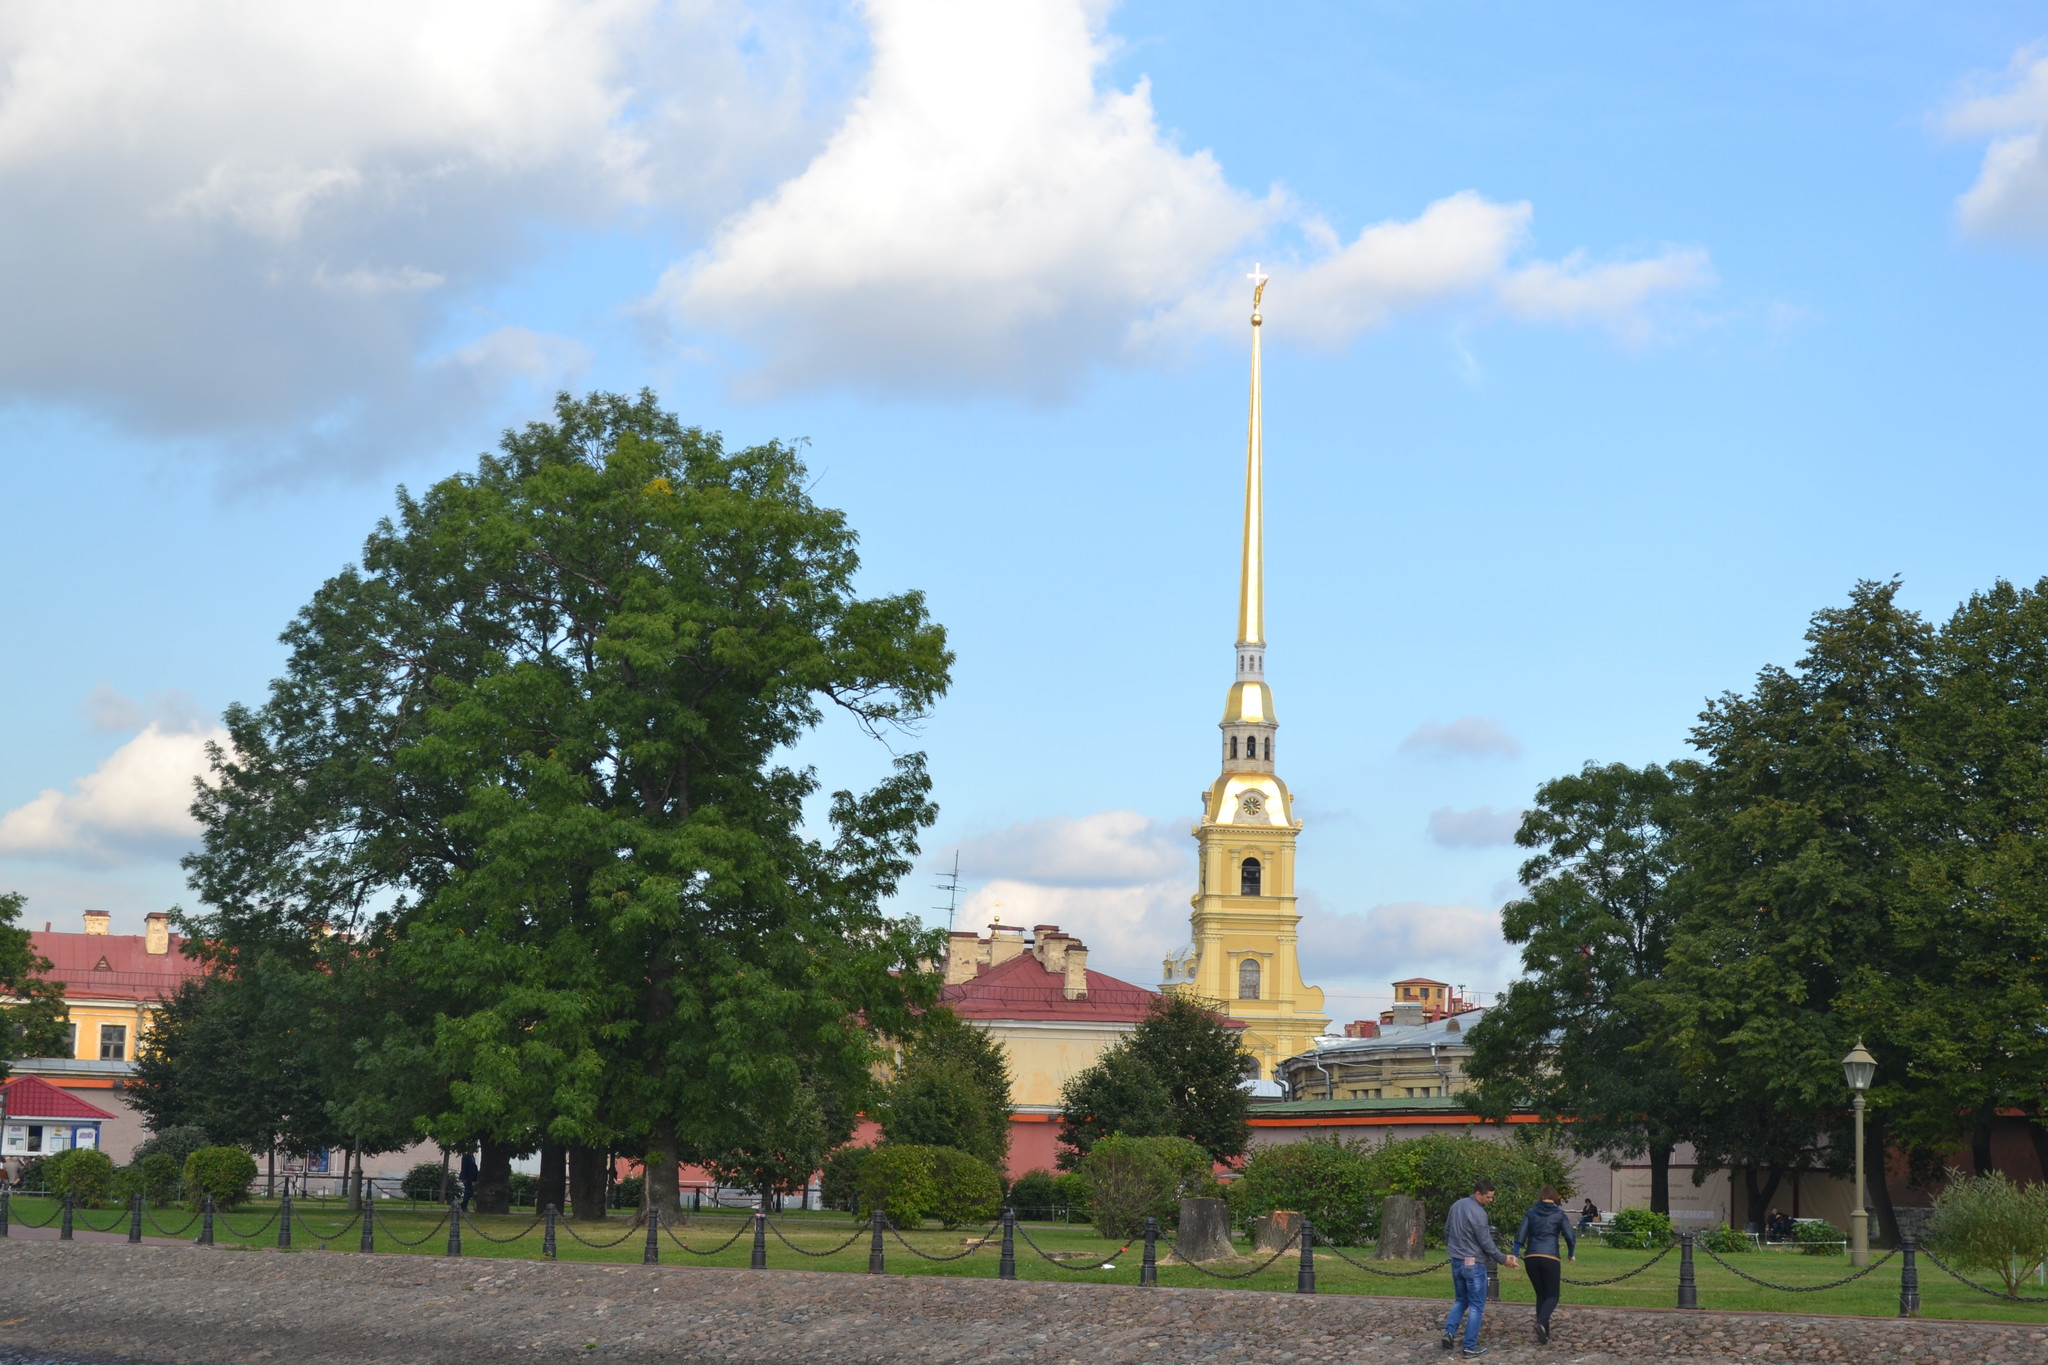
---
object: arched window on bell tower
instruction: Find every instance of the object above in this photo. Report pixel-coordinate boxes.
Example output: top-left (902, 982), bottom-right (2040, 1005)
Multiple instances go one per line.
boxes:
top-left (1228, 735), bottom-right (1238, 760)
top-left (1238, 957), bottom-right (1261, 1000)
top-left (1240, 857), bottom-right (1262, 896)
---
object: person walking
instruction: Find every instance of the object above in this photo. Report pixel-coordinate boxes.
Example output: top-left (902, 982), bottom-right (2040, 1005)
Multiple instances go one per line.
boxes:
top-left (1511, 1186), bottom-right (1577, 1345)
top-left (1441, 1178), bottom-right (1516, 1358)
top-left (458, 1149), bottom-right (478, 1213)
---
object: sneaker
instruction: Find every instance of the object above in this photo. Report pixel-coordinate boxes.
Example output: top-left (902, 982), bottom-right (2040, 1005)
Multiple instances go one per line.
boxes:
top-left (1536, 1322), bottom-right (1550, 1345)
top-left (1439, 1332), bottom-right (1456, 1351)
top-left (1461, 1348), bottom-right (1489, 1360)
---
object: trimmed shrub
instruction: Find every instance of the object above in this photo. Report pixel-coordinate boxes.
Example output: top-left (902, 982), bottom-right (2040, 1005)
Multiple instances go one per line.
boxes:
top-left (928, 1147), bottom-right (1002, 1228)
top-left (611, 1175), bottom-right (645, 1209)
top-left (820, 1144), bottom-right (871, 1212)
top-left (131, 1125), bottom-right (211, 1172)
top-left (1078, 1135), bottom-right (1215, 1240)
top-left (510, 1172), bottom-right (538, 1207)
top-left (858, 1144), bottom-right (938, 1225)
top-left (403, 1161), bottom-right (449, 1203)
top-left (182, 1147), bottom-right (258, 1211)
top-left (1231, 1137), bottom-right (1377, 1246)
top-left (1369, 1133), bottom-right (1575, 1241)
top-left (1929, 1170), bottom-right (2048, 1293)
top-left (1007, 1168), bottom-right (1059, 1217)
top-left (1794, 1217), bottom-right (1845, 1256)
top-left (1701, 1223), bottom-right (1753, 1254)
top-left (43, 1149), bottom-right (116, 1207)
top-left (1604, 1208), bottom-right (1673, 1250)
top-left (137, 1151), bottom-right (183, 1204)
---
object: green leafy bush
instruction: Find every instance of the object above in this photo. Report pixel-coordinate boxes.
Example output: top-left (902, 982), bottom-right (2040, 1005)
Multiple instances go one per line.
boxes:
top-left (1794, 1218), bottom-right (1844, 1256)
top-left (1604, 1207), bottom-right (1673, 1250)
top-left (402, 1161), bottom-right (449, 1203)
top-left (1230, 1137), bottom-right (1378, 1246)
top-left (181, 1147), bottom-right (258, 1210)
top-left (820, 1144), bottom-right (871, 1212)
top-left (1078, 1135), bottom-right (1215, 1240)
top-left (1370, 1132), bottom-right (1575, 1241)
top-left (510, 1172), bottom-right (538, 1206)
top-left (131, 1126), bottom-right (211, 1172)
top-left (43, 1149), bottom-right (116, 1207)
top-left (1051, 1172), bottom-right (1092, 1222)
top-left (611, 1175), bottom-right (645, 1209)
top-left (855, 1144), bottom-right (1002, 1227)
top-left (1929, 1171), bottom-right (2048, 1292)
top-left (137, 1152), bottom-right (183, 1204)
top-left (1701, 1223), bottom-right (1753, 1254)
top-left (1007, 1168), bottom-right (1058, 1215)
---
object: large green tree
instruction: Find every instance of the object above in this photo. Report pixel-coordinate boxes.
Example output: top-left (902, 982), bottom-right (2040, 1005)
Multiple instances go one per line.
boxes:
top-left (878, 1007), bottom-right (1013, 1172)
top-left (0, 891), bottom-right (69, 1078)
top-left (1654, 580), bottom-right (1935, 1237)
top-left (1465, 761), bottom-right (1696, 1212)
top-left (1057, 994), bottom-right (1251, 1166)
top-left (182, 390), bottom-right (953, 1213)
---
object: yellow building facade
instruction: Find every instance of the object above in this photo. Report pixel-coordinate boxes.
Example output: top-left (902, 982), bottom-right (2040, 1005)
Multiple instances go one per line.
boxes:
top-left (1160, 268), bottom-right (1329, 1076)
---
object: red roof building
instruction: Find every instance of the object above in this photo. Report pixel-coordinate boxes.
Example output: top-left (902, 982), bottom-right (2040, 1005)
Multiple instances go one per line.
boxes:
top-left (2, 1074), bottom-right (116, 1161)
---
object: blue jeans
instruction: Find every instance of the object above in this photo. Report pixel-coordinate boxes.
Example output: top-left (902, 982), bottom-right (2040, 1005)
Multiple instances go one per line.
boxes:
top-left (1444, 1261), bottom-right (1489, 1349)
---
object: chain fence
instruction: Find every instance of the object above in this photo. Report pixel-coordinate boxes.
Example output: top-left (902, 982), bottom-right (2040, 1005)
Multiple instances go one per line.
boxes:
top-left (1012, 1223), bottom-right (1132, 1272)
top-left (556, 1215), bottom-right (646, 1250)
top-left (293, 1208), bottom-right (361, 1246)
top-left (370, 1206), bottom-right (451, 1248)
top-left (143, 1208), bottom-right (201, 1237)
top-left (1314, 1242), bottom-right (1455, 1278)
top-left (1697, 1242), bottom-right (1895, 1293)
top-left (666, 1218), bottom-right (756, 1257)
top-left (1562, 1244), bottom-right (1674, 1286)
top-left (1916, 1246), bottom-right (2048, 1304)
top-left (763, 1219), bottom-right (869, 1259)
top-left (215, 1209), bottom-right (281, 1240)
top-left (1161, 1229), bottom-right (1301, 1281)
top-left (884, 1218), bottom-right (1004, 1263)
top-left (459, 1211), bottom-right (545, 1244)
top-left (76, 1207), bottom-right (131, 1234)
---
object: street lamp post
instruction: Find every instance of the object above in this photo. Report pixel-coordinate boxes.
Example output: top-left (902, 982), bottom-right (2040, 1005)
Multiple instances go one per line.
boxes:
top-left (1842, 1041), bottom-right (1877, 1267)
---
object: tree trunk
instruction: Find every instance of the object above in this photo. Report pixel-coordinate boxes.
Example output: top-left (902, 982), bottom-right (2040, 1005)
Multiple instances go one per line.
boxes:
top-left (1865, 1110), bottom-right (1900, 1247)
top-left (647, 1121), bottom-right (681, 1215)
top-left (1648, 1144), bottom-right (1672, 1215)
top-left (267, 1147), bottom-right (276, 1199)
top-left (1972, 1120), bottom-right (1995, 1176)
top-left (538, 1139), bottom-right (565, 1216)
top-left (475, 1139), bottom-right (514, 1215)
top-left (1740, 1165), bottom-right (1783, 1229)
top-left (346, 1147), bottom-right (361, 1213)
top-left (569, 1144), bottom-right (608, 1221)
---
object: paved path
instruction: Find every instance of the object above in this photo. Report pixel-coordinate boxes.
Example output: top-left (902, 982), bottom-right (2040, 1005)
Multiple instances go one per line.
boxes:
top-left (3, 1241), bottom-right (2044, 1364)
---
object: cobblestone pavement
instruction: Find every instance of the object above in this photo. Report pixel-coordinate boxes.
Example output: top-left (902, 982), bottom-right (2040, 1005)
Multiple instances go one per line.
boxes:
top-left (3, 1241), bottom-right (2045, 1364)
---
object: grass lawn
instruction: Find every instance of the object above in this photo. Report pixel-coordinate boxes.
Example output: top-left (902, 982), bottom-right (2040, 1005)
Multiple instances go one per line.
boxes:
top-left (10, 1196), bottom-right (2046, 1325)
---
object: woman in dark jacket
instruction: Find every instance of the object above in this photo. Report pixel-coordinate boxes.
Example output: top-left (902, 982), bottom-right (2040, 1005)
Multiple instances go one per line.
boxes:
top-left (1510, 1186), bottom-right (1577, 1344)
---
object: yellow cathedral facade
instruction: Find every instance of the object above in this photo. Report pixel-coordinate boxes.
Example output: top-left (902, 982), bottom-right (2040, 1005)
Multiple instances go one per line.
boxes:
top-left (1160, 267), bottom-right (1330, 1078)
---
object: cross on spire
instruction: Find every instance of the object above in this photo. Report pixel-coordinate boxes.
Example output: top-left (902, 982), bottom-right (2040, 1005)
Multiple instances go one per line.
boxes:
top-left (1248, 262), bottom-right (1268, 309)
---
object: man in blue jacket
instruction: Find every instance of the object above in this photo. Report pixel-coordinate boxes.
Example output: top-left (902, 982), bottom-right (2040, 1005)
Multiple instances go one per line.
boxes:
top-left (1440, 1179), bottom-right (1516, 1358)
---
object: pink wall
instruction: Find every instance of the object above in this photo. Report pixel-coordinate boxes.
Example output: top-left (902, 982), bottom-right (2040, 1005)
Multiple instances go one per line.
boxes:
top-left (1006, 1116), bottom-right (1061, 1177)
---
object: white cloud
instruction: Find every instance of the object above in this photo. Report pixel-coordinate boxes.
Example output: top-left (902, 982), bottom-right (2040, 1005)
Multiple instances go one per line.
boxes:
top-left (0, 0), bottom-right (844, 472)
top-left (1426, 805), bottom-right (1524, 848)
top-left (664, 0), bottom-right (1269, 398)
top-left (1947, 44), bottom-right (2048, 243)
top-left (79, 685), bottom-right (207, 735)
top-left (0, 723), bottom-right (227, 866)
top-left (665, 2), bottom-right (1711, 394)
top-left (1399, 716), bottom-right (1522, 759)
top-left (950, 809), bottom-right (1184, 887)
top-left (1296, 895), bottom-right (1515, 991)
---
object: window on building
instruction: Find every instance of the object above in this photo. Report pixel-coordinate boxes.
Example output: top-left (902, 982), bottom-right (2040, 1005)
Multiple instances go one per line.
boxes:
top-left (1240, 857), bottom-right (1262, 896)
top-left (1237, 957), bottom-right (1261, 1001)
top-left (99, 1024), bottom-right (127, 1061)
top-left (1228, 735), bottom-right (1238, 759)
top-left (66, 1023), bottom-right (78, 1058)
top-left (1262, 737), bottom-right (1271, 760)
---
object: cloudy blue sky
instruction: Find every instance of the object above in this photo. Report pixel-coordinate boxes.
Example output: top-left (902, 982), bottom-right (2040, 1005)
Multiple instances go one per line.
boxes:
top-left (3, 2), bottom-right (2045, 1023)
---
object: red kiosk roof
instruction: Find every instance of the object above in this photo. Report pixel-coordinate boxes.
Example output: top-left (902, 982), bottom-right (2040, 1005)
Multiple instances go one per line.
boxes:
top-left (0, 1075), bottom-right (115, 1121)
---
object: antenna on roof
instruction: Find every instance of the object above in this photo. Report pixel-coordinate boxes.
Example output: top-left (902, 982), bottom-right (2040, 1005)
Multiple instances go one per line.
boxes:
top-left (934, 852), bottom-right (963, 931)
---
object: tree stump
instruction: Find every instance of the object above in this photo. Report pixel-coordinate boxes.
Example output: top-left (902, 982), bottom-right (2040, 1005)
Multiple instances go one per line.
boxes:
top-left (1254, 1210), bottom-right (1303, 1253)
top-left (1175, 1197), bottom-right (1235, 1261)
top-left (1377, 1194), bottom-right (1427, 1259)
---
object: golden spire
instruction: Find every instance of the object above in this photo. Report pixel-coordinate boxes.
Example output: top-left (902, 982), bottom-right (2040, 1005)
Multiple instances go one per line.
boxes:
top-left (1238, 264), bottom-right (1267, 647)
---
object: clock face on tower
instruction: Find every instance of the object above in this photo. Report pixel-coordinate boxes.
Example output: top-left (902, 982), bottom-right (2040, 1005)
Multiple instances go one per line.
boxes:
top-left (1236, 791), bottom-right (1265, 821)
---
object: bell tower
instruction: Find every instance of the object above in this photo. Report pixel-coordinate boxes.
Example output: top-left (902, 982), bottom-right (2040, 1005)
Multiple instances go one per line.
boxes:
top-left (1160, 266), bottom-right (1328, 1078)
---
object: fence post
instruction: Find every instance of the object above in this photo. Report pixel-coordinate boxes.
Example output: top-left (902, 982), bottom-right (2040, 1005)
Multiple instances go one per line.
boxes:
top-left (199, 1195), bottom-right (215, 1247)
top-left (543, 1203), bottom-right (558, 1260)
top-left (1140, 1216), bottom-right (1158, 1287)
top-left (1296, 1218), bottom-right (1316, 1295)
top-left (867, 1208), bottom-right (885, 1275)
top-left (360, 1200), bottom-right (376, 1254)
top-left (1, 1185), bottom-right (9, 1237)
top-left (446, 1199), bottom-right (462, 1258)
top-left (1676, 1233), bottom-right (1697, 1309)
top-left (1898, 1237), bottom-right (1920, 1317)
top-left (129, 1192), bottom-right (143, 1244)
top-left (643, 1206), bottom-right (660, 1265)
top-left (750, 1210), bottom-right (767, 1270)
top-left (1000, 1208), bottom-right (1018, 1282)
top-left (60, 1191), bottom-right (73, 1240)
top-left (1487, 1256), bottom-right (1500, 1303)
top-left (279, 1191), bottom-right (293, 1250)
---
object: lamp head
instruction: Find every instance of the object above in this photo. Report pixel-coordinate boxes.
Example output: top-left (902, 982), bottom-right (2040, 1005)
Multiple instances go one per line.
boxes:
top-left (1841, 1039), bottom-right (1877, 1093)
